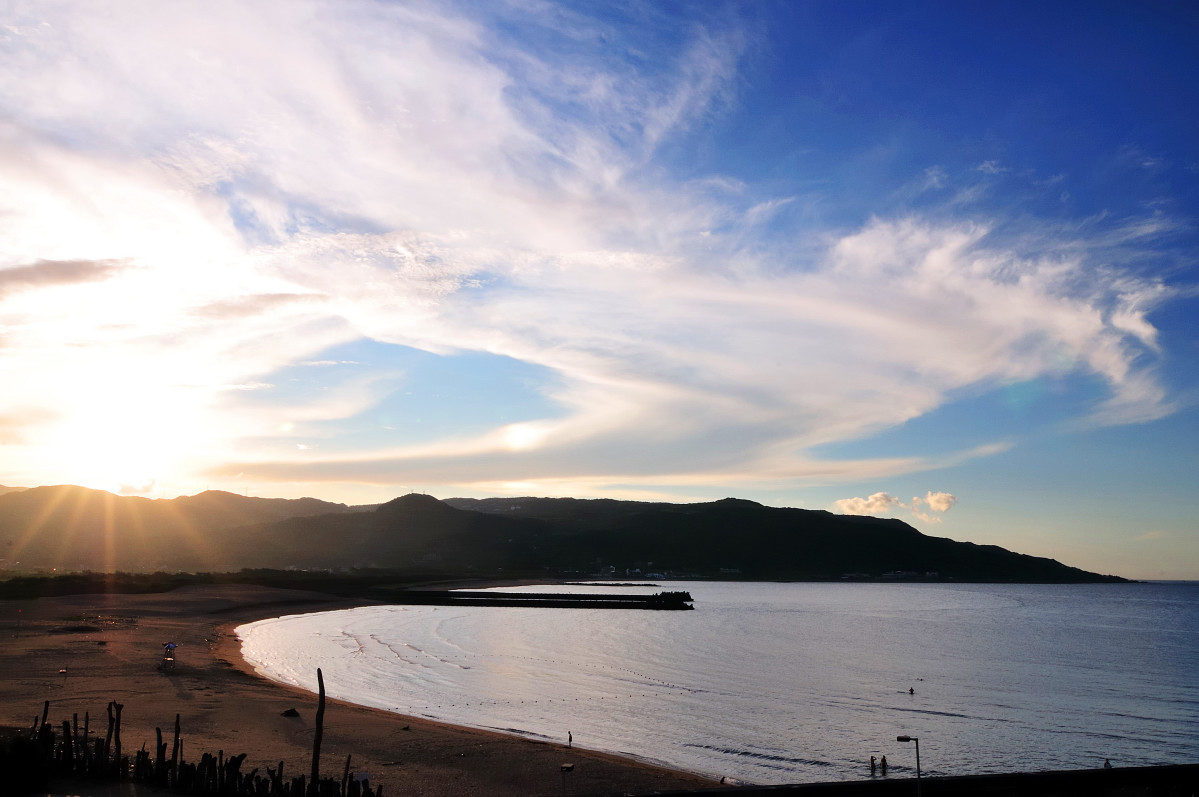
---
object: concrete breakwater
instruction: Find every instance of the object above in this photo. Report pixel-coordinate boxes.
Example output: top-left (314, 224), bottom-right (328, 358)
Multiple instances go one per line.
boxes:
top-left (378, 589), bottom-right (695, 609)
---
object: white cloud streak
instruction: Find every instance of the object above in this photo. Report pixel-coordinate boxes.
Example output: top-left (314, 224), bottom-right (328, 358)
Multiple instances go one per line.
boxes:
top-left (0, 1), bottom-right (1182, 499)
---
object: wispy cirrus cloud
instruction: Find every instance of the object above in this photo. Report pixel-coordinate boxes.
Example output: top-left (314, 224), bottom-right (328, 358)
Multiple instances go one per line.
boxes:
top-left (0, 259), bottom-right (125, 296)
top-left (0, 0), bottom-right (1186, 504)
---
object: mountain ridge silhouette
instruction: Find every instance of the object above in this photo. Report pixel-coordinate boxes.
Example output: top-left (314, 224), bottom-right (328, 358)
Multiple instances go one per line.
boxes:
top-left (0, 486), bottom-right (1126, 582)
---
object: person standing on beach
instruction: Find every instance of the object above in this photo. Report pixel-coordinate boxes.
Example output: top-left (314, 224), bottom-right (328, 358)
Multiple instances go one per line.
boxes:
top-left (880, 755), bottom-right (887, 775)
top-left (870, 755), bottom-right (876, 775)
top-left (567, 731), bottom-right (572, 749)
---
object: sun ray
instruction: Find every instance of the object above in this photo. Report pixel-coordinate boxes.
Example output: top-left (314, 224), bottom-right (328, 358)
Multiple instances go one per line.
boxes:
top-left (6, 486), bottom-right (78, 569)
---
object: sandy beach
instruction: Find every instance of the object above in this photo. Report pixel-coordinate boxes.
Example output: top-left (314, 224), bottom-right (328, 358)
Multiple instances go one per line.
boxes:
top-left (0, 583), bottom-right (720, 796)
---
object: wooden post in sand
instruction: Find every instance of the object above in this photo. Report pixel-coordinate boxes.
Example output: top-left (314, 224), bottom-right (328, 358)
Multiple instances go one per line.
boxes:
top-left (104, 702), bottom-right (114, 767)
top-left (154, 726), bottom-right (167, 785)
top-left (171, 713), bottom-right (181, 787)
top-left (112, 701), bottom-right (123, 773)
top-left (311, 667), bottom-right (326, 791)
top-left (82, 711), bottom-right (90, 771)
top-left (61, 719), bottom-right (73, 768)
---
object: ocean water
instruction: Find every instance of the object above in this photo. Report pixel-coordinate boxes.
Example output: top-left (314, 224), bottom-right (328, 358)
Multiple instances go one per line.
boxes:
top-left (236, 581), bottom-right (1199, 785)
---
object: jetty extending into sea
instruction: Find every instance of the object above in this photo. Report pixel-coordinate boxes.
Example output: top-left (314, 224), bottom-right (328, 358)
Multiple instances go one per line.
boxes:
top-left (376, 589), bottom-right (695, 609)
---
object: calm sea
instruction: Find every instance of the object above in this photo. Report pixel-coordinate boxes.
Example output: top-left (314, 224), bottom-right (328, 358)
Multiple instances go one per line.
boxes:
top-left (236, 581), bottom-right (1199, 785)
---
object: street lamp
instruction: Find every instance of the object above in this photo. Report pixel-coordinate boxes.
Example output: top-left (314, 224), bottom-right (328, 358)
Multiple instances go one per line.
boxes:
top-left (896, 736), bottom-right (921, 796)
top-left (560, 763), bottom-right (574, 796)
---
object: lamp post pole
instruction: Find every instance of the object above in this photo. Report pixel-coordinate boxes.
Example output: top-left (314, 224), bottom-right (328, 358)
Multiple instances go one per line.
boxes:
top-left (896, 736), bottom-right (921, 797)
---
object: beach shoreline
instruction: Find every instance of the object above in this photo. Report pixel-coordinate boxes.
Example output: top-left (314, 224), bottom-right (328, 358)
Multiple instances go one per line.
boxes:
top-left (0, 583), bottom-right (720, 795)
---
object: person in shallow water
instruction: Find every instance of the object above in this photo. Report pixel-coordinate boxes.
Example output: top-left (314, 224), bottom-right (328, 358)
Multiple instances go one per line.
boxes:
top-left (880, 756), bottom-right (887, 775)
top-left (870, 755), bottom-right (876, 775)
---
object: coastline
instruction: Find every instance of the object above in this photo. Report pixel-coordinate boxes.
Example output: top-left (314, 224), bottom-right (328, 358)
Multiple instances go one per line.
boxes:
top-left (0, 583), bottom-right (720, 795)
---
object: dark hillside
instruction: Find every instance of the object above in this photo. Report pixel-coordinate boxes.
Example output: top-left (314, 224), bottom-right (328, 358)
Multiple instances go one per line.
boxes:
top-left (231, 494), bottom-right (1123, 582)
top-left (0, 488), bottom-right (1126, 582)
top-left (198, 493), bottom-right (552, 573)
top-left (0, 486), bottom-right (349, 572)
top-left (445, 496), bottom-right (665, 526)
top-left (450, 496), bottom-right (1111, 581)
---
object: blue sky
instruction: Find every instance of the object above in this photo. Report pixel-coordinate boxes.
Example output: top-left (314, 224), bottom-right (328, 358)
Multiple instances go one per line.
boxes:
top-left (1, 1), bottom-right (1196, 578)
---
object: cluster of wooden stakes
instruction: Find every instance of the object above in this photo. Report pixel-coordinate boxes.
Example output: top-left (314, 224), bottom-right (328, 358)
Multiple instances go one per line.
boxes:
top-left (15, 668), bottom-right (382, 796)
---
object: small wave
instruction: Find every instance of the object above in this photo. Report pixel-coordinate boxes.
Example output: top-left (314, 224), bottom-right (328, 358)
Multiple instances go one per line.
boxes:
top-left (481, 726), bottom-right (554, 742)
top-left (892, 706), bottom-right (975, 719)
top-left (682, 743), bottom-right (833, 768)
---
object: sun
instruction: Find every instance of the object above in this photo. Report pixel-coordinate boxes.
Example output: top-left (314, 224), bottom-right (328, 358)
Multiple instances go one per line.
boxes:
top-left (32, 384), bottom-right (206, 496)
top-left (41, 417), bottom-right (169, 495)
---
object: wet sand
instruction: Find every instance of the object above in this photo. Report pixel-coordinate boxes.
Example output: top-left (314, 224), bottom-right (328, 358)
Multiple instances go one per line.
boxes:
top-left (0, 584), bottom-right (720, 795)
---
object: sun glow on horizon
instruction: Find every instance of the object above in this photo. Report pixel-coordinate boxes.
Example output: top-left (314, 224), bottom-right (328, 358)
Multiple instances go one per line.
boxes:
top-left (21, 375), bottom-right (213, 497)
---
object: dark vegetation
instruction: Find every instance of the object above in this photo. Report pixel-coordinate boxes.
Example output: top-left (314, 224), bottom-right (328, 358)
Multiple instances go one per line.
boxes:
top-left (0, 569), bottom-right (444, 600)
top-left (0, 486), bottom-right (1127, 585)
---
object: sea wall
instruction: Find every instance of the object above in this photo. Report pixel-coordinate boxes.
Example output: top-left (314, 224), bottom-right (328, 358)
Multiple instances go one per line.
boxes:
top-left (665, 763), bottom-right (1199, 795)
top-left (380, 589), bottom-right (695, 609)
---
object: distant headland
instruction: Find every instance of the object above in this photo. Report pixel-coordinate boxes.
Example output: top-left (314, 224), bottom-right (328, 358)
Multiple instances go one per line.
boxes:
top-left (0, 485), bottom-right (1127, 584)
